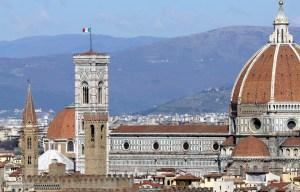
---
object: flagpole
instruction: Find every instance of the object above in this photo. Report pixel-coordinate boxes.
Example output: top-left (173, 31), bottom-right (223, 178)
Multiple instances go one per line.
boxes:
top-left (89, 26), bottom-right (92, 51)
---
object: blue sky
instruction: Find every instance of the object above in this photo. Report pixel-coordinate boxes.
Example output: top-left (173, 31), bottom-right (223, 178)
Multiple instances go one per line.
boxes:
top-left (0, 0), bottom-right (300, 40)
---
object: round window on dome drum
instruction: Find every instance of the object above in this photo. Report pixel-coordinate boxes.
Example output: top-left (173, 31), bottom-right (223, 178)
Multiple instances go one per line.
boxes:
top-left (183, 142), bottom-right (189, 151)
top-left (213, 142), bottom-right (219, 151)
top-left (251, 118), bottom-right (262, 130)
top-left (123, 141), bottom-right (130, 150)
top-left (287, 119), bottom-right (297, 129)
top-left (153, 142), bottom-right (159, 150)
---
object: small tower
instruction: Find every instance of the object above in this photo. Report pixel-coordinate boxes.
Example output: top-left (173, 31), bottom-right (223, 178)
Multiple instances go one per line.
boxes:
top-left (269, 0), bottom-right (293, 43)
top-left (73, 51), bottom-right (110, 174)
top-left (21, 83), bottom-right (39, 177)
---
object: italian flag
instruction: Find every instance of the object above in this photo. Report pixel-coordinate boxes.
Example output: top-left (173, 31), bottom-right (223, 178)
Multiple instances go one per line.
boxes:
top-left (82, 27), bottom-right (91, 33)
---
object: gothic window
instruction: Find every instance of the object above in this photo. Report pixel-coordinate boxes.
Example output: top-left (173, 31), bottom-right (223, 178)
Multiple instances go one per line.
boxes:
top-left (81, 144), bottom-right (85, 155)
top-left (222, 148), bottom-right (226, 155)
top-left (28, 156), bottom-right (32, 165)
top-left (27, 137), bottom-right (32, 149)
top-left (98, 81), bottom-right (103, 104)
top-left (101, 124), bottom-right (104, 132)
top-left (294, 149), bottom-right (298, 157)
top-left (82, 81), bottom-right (89, 104)
top-left (67, 141), bottom-right (74, 152)
top-left (286, 149), bottom-right (291, 156)
top-left (82, 120), bottom-right (85, 131)
top-left (90, 125), bottom-right (95, 142)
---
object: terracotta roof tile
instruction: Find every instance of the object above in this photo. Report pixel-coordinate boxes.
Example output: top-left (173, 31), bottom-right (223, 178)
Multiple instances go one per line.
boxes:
top-left (112, 124), bottom-right (229, 134)
top-left (222, 136), bottom-right (235, 146)
top-left (74, 50), bottom-right (108, 56)
top-left (240, 45), bottom-right (275, 104)
top-left (232, 44), bottom-right (300, 104)
top-left (232, 136), bottom-right (270, 157)
top-left (275, 45), bottom-right (300, 102)
top-left (9, 169), bottom-right (22, 177)
top-left (175, 174), bottom-right (201, 181)
top-left (264, 181), bottom-right (290, 191)
top-left (47, 107), bottom-right (75, 139)
top-left (231, 55), bottom-right (257, 104)
top-left (203, 173), bottom-right (224, 178)
top-left (281, 137), bottom-right (300, 147)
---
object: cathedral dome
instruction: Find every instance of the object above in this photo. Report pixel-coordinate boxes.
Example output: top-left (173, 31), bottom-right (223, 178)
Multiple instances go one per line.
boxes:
top-left (47, 107), bottom-right (75, 139)
top-left (231, 44), bottom-right (300, 104)
top-left (231, 0), bottom-right (299, 105)
top-left (232, 136), bottom-right (270, 157)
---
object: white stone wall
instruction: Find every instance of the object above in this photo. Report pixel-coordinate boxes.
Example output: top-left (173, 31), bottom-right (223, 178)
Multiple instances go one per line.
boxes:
top-left (109, 134), bottom-right (226, 176)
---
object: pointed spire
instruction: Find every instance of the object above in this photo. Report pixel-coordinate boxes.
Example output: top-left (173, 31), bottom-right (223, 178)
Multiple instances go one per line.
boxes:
top-left (269, 0), bottom-right (293, 43)
top-left (22, 81), bottom-right (37, 126)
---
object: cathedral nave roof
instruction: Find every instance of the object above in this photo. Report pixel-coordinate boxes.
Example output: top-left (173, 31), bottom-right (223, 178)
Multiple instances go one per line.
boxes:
top-left (111, 124), bottom-right (229, 134)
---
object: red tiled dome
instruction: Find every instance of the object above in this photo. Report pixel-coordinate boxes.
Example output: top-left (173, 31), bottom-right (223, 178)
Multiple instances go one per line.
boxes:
top-left (47, 107), bottom-right (75, 139)
top-left (281, 137), bottom-right (300, 147)
top-left (232, 136), bottom-right (270, 157)
top-left (231, 44), bottom-right (300, 104)
top-left (222, 136), bottom-right (235, 146)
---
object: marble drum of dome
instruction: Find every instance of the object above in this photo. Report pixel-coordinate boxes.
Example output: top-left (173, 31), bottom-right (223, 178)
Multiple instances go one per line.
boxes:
top-left (230, 0), bottom-right (300, 135)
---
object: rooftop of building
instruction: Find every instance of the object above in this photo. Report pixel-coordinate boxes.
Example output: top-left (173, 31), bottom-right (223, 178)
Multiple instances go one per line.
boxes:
top-left (111, 124), bottom-right (229, 134)
top-left (46, 107), bottom-right (75, 140)
top-left (232, 136), bottom-right (270, 157)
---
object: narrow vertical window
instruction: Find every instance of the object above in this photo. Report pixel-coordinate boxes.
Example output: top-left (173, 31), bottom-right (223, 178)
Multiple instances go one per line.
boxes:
top-left (28, 156), bottom-right (32, 165)
top-left (27, 137), bottom-right (32, 149)
top-left (67, 141), bottom-right (74, 152)
top-left (82, 81), bottom-right (89, 104)
top-left (81, 144), bottom-right (85, 155)
top-left (82, 120), bottom-right (85, 131)
top-left (98, 81), bottom-right (103, 104)
top-left (91, 125), bottom-right (95, 142)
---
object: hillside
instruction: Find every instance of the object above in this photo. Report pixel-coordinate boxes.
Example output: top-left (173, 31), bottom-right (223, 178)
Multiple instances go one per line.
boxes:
top-left (1, 26), bottom-right (300, 114)
top-left (0, 35), bottom-right (164, 58)
top-left (140, 88), bottom-right (231, 115)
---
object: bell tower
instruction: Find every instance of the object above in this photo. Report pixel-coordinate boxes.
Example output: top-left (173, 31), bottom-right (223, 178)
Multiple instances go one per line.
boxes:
top-left (21, 83), bottom-right (39, 177)
top-left (73, 51), bottom-right (110, 174)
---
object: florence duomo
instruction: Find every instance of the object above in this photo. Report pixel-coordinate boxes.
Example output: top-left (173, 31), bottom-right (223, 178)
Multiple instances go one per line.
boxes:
top-left (2, 0), bottom-right (300, 192)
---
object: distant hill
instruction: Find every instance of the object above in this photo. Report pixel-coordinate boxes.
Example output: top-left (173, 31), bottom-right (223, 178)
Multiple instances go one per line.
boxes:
top-left (0, 35), bottom-right (164, 58)
top-left (140, 88), bottom-right (231, 115)
top-left (2, 26), bottom-right (300, 114)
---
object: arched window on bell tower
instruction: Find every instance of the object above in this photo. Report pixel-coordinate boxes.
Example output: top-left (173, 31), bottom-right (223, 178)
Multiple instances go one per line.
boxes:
top-left (82, 81), bottom-right (89, 104)
top-left (98, 81), bottom-right (103, 104)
